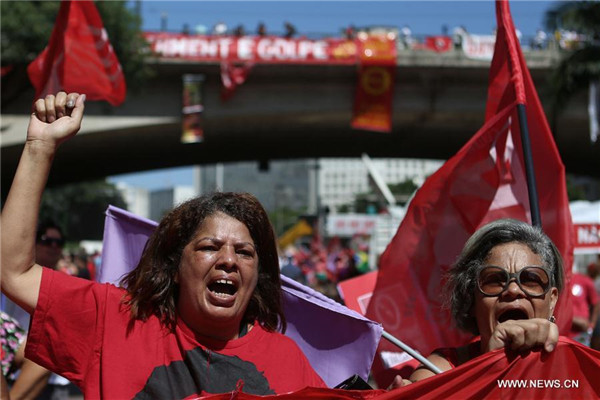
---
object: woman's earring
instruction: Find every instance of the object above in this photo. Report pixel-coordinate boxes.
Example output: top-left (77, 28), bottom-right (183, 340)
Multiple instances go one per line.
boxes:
top-left (549, 315), bottom-right (556, 323)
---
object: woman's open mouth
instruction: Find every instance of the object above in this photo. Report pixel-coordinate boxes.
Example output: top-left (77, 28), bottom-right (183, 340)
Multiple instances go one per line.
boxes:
top-left (497, 308), bottom-right (529, 323)
top-left (208, 279), bottom-right (238, 299)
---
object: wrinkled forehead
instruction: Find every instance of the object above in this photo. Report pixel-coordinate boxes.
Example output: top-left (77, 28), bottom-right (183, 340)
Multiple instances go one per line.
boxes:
top-left (483, 242), bottom-right (544, 271)
top-left (196, 211), bottom-right (255, 242)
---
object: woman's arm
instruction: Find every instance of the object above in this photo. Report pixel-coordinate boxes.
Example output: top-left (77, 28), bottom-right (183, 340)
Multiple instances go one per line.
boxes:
top-left (1, 374), bottom-right (9, 400)
top-left (9, 339), bottom-right (51, 400)
top-left (1, 92), bottom-right (85, 313)
top-left (409, 352), bottom-right (453, 382)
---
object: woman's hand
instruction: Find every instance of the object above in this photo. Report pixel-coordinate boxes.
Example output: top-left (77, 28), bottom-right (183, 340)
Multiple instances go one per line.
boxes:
top-left (487, 318), bottom-right (558, 353)
top-left (27, 92), bottom-right (85, 150)
top-left (387, 376), bottom-right (412, 390)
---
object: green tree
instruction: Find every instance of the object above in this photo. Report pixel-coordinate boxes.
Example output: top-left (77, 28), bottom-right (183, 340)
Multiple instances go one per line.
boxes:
top-left (544, 1), bottom-right (600, 115)
top-left (339, 178), bottom-right (420, 213)
top-left (389, 179), bottom-right (418, 205)
top-left (566, 177), bottom-right (587, 201)
top-left (40, 180), bottom-right (127, 242)
top-left (1, 1), bottom-right (153, 107)
top-left (352, 192), bottom-right (384, 214)
top-left (269, 207), bottom-right (306, 236)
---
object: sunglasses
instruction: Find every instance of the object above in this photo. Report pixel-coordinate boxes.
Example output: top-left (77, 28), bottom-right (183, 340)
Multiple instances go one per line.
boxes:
top-left (476, 266), bottom-right (553, 298)
top-left (38, 235), bottom-right (65, 247)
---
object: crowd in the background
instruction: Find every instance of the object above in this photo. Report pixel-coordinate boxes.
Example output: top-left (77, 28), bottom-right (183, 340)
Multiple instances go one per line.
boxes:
top-left (571, 256), bottom-right (600, 350)
top-left (175, 20), bottom-right (592, 52)
top-left (279, 235), bottom-right (371, 302)
top-left (55, 249), bottom-right (101, 281)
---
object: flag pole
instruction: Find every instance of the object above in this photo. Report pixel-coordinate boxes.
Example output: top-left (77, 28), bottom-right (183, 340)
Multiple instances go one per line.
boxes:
top-left (516, 104), bottom-right (542, 228)
top-left (382, 330), bottom-right (442, 374)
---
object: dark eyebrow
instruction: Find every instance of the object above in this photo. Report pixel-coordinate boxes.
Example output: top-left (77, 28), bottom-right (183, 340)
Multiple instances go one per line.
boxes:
top-left (196, 237), bottom-right (256, 250)
top-left (234, 242), bottom-right (257, 251)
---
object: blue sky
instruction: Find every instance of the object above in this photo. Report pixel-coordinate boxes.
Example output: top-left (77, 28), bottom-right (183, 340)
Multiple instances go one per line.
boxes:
top-left (110, 0), bottom-right (559, 190)
top-left (138, 1), bottom-right (557, 37)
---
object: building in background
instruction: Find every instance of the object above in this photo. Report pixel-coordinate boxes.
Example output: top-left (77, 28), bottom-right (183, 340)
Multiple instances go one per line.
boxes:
top-left (115, 157), bottom-right (444, 220)
top-left (115, 182), bottom-right (150, 219)
top-left (149, 186), bottom-right (196, 222)
top-left (197, 160), bottom-right (310, 212)
top-left (318, 158), bottom-right (444, 213)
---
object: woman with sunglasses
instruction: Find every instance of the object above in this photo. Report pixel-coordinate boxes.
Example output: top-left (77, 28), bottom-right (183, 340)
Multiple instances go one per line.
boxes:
top-left (410, 218), bottom-right (562, 381)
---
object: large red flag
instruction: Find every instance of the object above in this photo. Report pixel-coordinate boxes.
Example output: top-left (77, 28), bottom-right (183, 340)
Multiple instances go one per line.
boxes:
top-left (27, 0), bottom-right (126, 106)
top-left (197, 338), bottom-right (600, 399)
top-left (365, 0), bottom-right (573, 387)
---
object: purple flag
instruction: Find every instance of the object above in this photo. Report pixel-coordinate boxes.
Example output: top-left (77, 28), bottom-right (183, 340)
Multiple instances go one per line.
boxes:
top-left (99, 205), bottom-right (382, 387)
top-left (98, 206), bottom-right (158, 283)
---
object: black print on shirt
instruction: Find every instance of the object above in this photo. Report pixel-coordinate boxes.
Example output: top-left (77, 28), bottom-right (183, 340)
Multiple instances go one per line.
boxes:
top-left (133, 347), bottom-right (275, 399)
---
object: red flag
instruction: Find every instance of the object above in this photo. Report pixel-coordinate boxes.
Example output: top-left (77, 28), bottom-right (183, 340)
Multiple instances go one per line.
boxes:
top-left (220, 61), bottom-right (253, 101)
top-left (382, 337), bottom-right (600, 400)
top-left (486, 0), bottom-right (574, 333)
top-left (422, 36), bottom-right (453, 53)
top-left (27, 1), bottom-right (126, 106)
top-left (365, 0), bottom-right (573, 388)
top-left (195, 338), bottom-right (600, 399)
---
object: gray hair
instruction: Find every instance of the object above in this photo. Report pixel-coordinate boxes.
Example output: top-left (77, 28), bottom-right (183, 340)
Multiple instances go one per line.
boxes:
top-left (447, 218), bottom-right (564, 335)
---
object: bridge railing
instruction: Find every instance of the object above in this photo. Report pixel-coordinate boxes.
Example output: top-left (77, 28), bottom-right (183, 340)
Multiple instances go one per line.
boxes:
top-left (150, 28), bottom-right (565, 54)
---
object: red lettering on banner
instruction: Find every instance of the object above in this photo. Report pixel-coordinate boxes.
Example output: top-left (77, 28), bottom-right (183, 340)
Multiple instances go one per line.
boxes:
top-left (462, 34), bottom-right (496, 60)
top-left (328, 215), bottom-right (378, 235)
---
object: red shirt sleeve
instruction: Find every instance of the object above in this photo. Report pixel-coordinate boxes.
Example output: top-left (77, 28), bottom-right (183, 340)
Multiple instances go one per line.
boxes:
top-left (25, 268), bottom-right (111, 386)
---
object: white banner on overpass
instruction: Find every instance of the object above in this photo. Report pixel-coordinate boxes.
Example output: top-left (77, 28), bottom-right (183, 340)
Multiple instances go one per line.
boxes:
top-left (462, 34), bottom-right (496, 61)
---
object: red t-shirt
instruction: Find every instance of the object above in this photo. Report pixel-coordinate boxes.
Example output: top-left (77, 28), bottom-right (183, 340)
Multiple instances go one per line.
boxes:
top-left (26, 268), bottom-right (325, 399)
top-left (571, 273), bottom-right (598, 320)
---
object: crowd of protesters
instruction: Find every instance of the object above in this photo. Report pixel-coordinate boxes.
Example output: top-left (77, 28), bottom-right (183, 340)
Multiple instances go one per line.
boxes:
top-left (211, 21), bottom-right (297, 38)
top-left (571, 256), bottom-right (600, 351)
top-left (55, 249), bottom-right (100, 281)
top-left (279, 235), bottom-right (370, 301)
top-left (184, 20), bottom-right (591, 53)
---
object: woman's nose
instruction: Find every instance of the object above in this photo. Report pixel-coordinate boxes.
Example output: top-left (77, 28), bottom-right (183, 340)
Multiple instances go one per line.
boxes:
top-left (217, 246), bottom-right (237, 268)
top-left (502, 279), bottom-right (525, 298)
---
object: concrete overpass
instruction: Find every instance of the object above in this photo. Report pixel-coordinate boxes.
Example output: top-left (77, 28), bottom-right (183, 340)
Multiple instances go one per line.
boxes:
top-left (2, 47), bottom-right (598, 199)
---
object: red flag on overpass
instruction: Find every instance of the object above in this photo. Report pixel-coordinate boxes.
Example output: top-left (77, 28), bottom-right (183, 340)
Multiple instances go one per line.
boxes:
top-left (365, 0), bottom-right (574, 387)
top-left (27, 0), bottom-right (126, 106)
